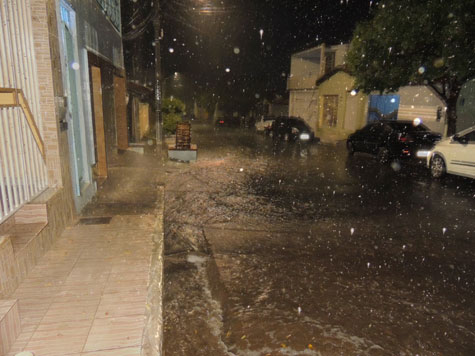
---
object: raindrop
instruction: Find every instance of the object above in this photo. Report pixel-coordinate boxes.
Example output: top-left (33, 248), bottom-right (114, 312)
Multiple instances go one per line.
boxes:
top-left (259, 29), bottom-right (264, 39)
top-left (367, 262), bottom-right (371, 268)
top-left (255, 93), bottom-right (260, 99)
top-left (433, 57), bottom-right (444, 68)
top-left (239, 168), bottom-right (244, 172)
top-left (225, 68), bottom-right (230, 73)
top-left (418, 66), bottom-right (426, 74)
top-left (169, 48), bottom-right (174, 53)
top-left (297, 306), bottom-right (302, 314)
top-left (71, 62), bottom-right (80, 70)
top-left (234, 47), bottom-right (240, 54)
top-left (390, 161), bottom-right (401, 172)
top-left (443, 227), bottom-right (447, 235)
top-left (350, 228), bottom-right (355, 235)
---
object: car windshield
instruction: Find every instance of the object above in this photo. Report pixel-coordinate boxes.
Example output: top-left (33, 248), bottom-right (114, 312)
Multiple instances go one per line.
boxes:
top-left (290, 120), bottom-right (311, 131)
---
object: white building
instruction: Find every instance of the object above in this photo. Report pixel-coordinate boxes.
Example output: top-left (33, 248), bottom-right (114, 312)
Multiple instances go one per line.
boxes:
top-left (287, 44), bottom-right (349, 130)
top-left (288, 44), bottom-right (447, 141)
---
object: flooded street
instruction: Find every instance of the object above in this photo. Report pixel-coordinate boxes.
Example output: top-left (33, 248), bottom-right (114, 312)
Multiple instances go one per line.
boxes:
top-left (163, 122), bottom-right (475, 356)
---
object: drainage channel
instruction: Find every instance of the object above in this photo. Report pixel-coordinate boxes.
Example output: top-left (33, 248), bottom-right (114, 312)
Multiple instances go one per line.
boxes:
top-left (162, 250), bottom-right (235, 356)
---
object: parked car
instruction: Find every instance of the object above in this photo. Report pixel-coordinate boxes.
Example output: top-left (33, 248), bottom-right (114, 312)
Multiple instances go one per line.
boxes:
top-left (270, 116), bottom-right (316, 142)
top-left (215, 116), bottom-right (240, 128)
top-left (427, 126), bottom-right (475, 179)
top-left (347, 120), bottom-right (442, 164)
top-left (255, 116), bottom-right (275, 134)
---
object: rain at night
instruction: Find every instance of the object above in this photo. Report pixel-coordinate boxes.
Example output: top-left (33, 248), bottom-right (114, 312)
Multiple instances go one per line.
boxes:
top-left (0, 0), bottom-right (474, 355)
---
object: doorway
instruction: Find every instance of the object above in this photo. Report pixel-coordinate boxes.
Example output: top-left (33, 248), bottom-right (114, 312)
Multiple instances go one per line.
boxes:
top-left (90, 66), bottom-right (108, 178)
top-left (59, 1), bottom-right (89, 196)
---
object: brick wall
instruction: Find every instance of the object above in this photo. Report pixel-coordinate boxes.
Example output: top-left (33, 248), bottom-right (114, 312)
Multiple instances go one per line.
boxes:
top-left (30, 0), bottom-right (75, 213)
top-left (30, 0), bottom-right (63, 187)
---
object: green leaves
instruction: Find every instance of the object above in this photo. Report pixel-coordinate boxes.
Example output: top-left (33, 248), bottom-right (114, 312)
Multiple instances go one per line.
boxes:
top-left (347, 0), bottom-right (475, 97)
top-left (162, 97), bottom-right (186, 134)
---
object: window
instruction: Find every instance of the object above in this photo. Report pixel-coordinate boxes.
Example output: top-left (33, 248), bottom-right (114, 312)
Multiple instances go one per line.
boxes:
top-left (323, 95), bottom-right (338, 128)
top-left (324, 52), bottom-right (336, 74)
top-left (96, 0), bottom-right (121, 31)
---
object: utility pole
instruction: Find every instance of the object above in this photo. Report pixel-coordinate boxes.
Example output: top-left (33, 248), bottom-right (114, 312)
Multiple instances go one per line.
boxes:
top-left (153, 0), bottom-right (162, 144)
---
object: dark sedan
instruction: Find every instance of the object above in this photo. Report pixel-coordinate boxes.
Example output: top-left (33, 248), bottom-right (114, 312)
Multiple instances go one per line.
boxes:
top-left (347, 120), bottom-right (442, 164)
top-left (270, 116), bottom-right (316, 142)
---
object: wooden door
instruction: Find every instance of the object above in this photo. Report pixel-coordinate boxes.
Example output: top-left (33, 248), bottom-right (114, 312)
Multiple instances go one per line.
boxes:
top-left (91, 66), bottom-right (107, 178)
top-left (113, 75), bottom-right (128, 150)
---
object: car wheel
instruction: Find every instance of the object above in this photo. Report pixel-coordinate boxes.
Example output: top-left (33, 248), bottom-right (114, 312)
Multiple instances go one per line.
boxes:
top-left (430, 155), bottom-right (446, 178)
top-left (347, 141), bottom-right (355, 155)
top-left (377, 147), bottom-right (389, 164)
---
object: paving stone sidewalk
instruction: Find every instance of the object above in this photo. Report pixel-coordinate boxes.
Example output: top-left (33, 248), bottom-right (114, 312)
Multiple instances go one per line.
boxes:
top-left (7, 148), bottom-right (165, 356)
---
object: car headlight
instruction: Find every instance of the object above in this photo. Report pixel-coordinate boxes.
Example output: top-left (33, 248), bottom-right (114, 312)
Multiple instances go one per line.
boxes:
top-left (299, 133), bottom-right (310, 141)
top-left (416, 150), bottom-right (430, 158)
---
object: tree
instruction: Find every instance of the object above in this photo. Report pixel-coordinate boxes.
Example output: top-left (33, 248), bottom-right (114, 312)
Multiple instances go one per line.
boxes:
top-left (162, 97), bottom-right (185, 135)
top-left (195, 91), bottom-right (219, 118)
top-left (347, 0), bottom-right (475, 134)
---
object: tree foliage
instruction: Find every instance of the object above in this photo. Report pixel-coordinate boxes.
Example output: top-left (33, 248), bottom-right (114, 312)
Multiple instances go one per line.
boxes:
top-left (162, 97), bottom-right (186, 134)
top-left (347, 0), bottom-right (475, 133)
top-left (195, 91), bottom-right (218, 116)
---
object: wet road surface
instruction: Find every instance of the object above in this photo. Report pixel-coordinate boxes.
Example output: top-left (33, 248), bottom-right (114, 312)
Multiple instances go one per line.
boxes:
top-left (163, 123), bottom-right (475, 356)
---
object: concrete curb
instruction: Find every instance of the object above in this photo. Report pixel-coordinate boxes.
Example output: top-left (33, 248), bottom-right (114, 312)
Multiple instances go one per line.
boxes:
top-left (142, 185), bottom-right (165, 356)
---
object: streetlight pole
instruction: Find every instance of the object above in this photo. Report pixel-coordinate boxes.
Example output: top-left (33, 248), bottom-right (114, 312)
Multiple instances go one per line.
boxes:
top-left (153, 0), bottom-right (162, 145)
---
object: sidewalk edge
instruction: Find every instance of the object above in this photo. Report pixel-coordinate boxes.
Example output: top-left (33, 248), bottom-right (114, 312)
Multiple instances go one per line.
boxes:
top-left (141, 185), bottom-right (165, 356)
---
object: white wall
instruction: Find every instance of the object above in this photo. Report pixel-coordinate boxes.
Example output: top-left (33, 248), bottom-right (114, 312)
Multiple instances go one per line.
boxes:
top-left (289, 90), bottom-right (319, 129)
top-left (397, 86), bottom-right (446, 134)
top-left (289, 57), bottom-right (320, 82)
top-left (397, 86), bottom-right (443, 107)
top-left (333, 44), bottom-right (349, 67)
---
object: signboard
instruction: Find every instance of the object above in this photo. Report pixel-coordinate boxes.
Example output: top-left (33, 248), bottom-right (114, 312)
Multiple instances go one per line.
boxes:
top-left (96, 0), bottom-right (121, 31)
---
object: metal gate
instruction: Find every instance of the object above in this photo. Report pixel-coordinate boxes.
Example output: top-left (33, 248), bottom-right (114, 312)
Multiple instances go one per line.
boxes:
top-left (0, 0), bottom-right (48, 223)
top-left (368, 94), bottom-right (400, 122)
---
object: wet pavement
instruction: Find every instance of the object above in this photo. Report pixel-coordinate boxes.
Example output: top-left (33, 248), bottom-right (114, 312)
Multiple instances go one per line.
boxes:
top-left (163, 122), bottom-right (475, 356)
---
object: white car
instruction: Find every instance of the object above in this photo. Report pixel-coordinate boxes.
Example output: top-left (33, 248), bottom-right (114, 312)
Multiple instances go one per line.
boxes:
top-left (255, 116), bottom-right (275, 134)
top-left (427, 126), bottom-right (475, 179)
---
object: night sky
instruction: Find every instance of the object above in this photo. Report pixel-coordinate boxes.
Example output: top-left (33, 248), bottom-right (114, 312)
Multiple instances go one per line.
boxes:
top-left (123, 0), bottom-right (376, 110)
